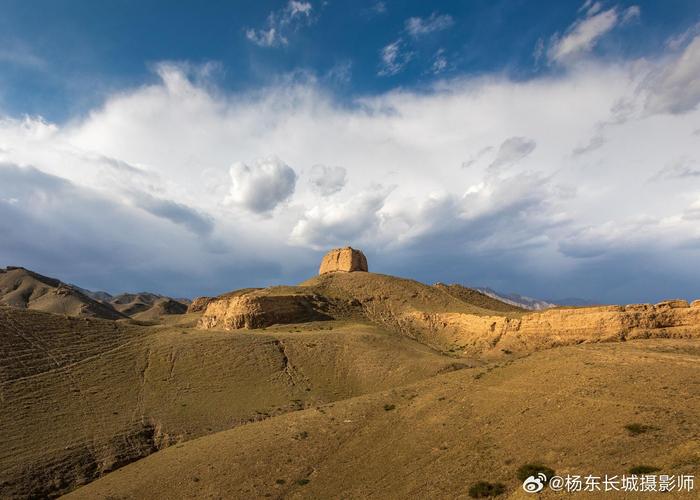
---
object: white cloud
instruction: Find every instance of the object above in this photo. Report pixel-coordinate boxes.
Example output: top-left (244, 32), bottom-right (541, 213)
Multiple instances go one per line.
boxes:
top-left (405, 12), bottom-right (454, 37)
top-left (308, 164), bottom-right (347, 196)
top-left (547, 4), bottom-right (639, 63)
top-left (431, 48), bottom-right (448, 74)
top-left (245, 1), bottom-right (314, 48)
top-left (1, 38), bottom-right (700, 300)
top-left (372, 2), bottom-right (386, 15)
top-left (666, 21), bottom-right (700, 50)
top-left (0, 42), bottom-right (47, 70)
top-left (643, 35), bottom-right (700, 114)
top-left (652, 158), bottom-right (700, 181)
top-left (579, 1), bottom-right (603, 16)
top-left (226, 157), bottom-right (297, 214)
top-left (291, 186), bottom-right (391, 249)
top-left (378, 39), bottom-right (413, 76)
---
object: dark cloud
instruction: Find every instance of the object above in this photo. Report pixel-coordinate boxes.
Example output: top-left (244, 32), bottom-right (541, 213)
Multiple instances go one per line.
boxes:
top-left (308, 164), bottom-right (347, 196)
top-left (128, 190), bottom-right (214, 236)
top-left (0, 163), bottom-right (302, 297)
top-left (488, 137), bottom-right (536, 171)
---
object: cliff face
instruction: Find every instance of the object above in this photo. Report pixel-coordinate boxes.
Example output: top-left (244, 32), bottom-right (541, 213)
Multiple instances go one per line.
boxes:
top-left (198, 289), bottom-right (331, 330)
top-left (187, 296), bottom-right (214, 313)
top-left (403, 300), bottom-right (700, 354)
top-left (318, 247), bottom-right (368, 274)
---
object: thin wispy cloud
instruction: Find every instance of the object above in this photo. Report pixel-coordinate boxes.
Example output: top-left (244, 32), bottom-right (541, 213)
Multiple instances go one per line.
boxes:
top-left (488, 137), bottom-right (537, 171)
top-left (245, 1), bottom-right (314, 48)
top-left (405, 12), bottom-right (454, 37)
top-left (378, 39), bottom-right (413, 76)
top-left (547, 3), bottom-right (640, 63)
top-left (431, 48), bottom-right (448, 74)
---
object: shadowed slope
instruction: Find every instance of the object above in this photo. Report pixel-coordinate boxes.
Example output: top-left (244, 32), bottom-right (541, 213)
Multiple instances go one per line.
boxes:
top-left (0, 307), bottom-right (463, 498)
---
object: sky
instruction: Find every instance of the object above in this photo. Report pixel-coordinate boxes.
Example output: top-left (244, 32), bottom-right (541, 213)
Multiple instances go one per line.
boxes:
top-left (1, 0), bottom-right (700, 303)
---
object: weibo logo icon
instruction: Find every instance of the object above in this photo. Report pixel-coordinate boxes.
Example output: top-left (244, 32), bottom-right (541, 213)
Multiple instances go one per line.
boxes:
top-left (522, 473), bottom-right (547, 493)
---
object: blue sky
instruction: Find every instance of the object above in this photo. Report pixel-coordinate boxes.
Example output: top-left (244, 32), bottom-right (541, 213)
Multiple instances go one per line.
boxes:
top-left (1, 0), bottom-right (700, 303)
top-left (2, 0), bottom-right (697, 120)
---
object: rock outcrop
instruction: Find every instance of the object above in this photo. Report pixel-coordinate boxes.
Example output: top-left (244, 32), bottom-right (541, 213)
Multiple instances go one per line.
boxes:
top-left (198, 288), bottom-right (331, 330)
top-left (187, 296), bottom-right (215, 313)
top-left (399, 300), bottom-right (700, 355)
top-left (319, 247), bottom-right (368, 274)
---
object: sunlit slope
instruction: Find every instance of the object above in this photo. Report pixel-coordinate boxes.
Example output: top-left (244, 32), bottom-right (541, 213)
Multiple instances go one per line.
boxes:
top-left (302, 271), bottom-right (523, 317)
top-left (66, 339), bottom-right (700, 499)
top-left (0, 307), bottom-right (461, 498)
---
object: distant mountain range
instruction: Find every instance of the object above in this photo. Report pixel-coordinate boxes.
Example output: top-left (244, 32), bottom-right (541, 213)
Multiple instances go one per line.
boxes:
top-left (475, 287), bottom-right (599, 311)
top-left (0, 266), bottom-right (189, 320)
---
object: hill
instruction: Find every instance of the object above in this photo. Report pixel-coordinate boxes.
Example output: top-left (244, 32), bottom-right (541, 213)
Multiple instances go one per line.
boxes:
top-left (0, 267), bottom-right (126, 320)
top-left (0, 306), bottom-right (465, 498)
top-left (64, 338), bottom-right (700, 499)
top-left (3, 251), bottom-right (700, 499)
top-left (109, 292), bottom-right (189, 320)
top-left (0, 267), bottom-right (189, 321)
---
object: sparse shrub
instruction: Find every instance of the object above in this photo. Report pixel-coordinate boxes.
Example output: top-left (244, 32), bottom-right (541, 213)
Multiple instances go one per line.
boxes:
top-left (275, 479), bottom-right (286, 485)
top-left (384, 404), bottom-right (395, 411)
top-left (294, 431), bottom-right (309, 440)
top-left (624, 423), bottom-right (656, 436)
top-left (516, 463), bottom-right (555, 482)
top-left (468, 481), bottom-right (506, 498)
top-left (629, 465), bottom-right (660, 475)
top-left (297, 478), bottom-right (310, 485)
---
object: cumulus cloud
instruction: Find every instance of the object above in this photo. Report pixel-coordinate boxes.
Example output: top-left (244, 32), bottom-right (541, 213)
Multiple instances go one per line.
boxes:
top-left (547, 4), bottom-right (639, 63)
top-left (291, 186), bottom-right (391, 249)
top-left (308, 164), bottom-right (347, 196)
top-left (488, 137), bottom-right (537, 171)
top-left (245, 1), bottom-right (314, 47)
top-left (1, 36), bottom-right (700, 301)
top-left (226, 157), bottom-right (297, 214)
top-left (378, 39), bottom-right (413, 76)
top-left (405, 12), bottom-right (454, 37)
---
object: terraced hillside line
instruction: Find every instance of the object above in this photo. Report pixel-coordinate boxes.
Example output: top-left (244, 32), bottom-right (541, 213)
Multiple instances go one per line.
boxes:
top-left (271, 338), bottom-right (305, 388)
top-left (133, 347), bottom-right (152, 421)
top-left (167, 347), bottom-right (178, 382)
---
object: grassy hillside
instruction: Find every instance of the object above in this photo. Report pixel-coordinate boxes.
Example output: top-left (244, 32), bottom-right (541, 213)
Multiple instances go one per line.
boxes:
top-left (64, 339), bottom-right (700, 499)
top-left (3, 270), bottom-right (699, 499)
top-left (0, 306), bottom-right (464, 498)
